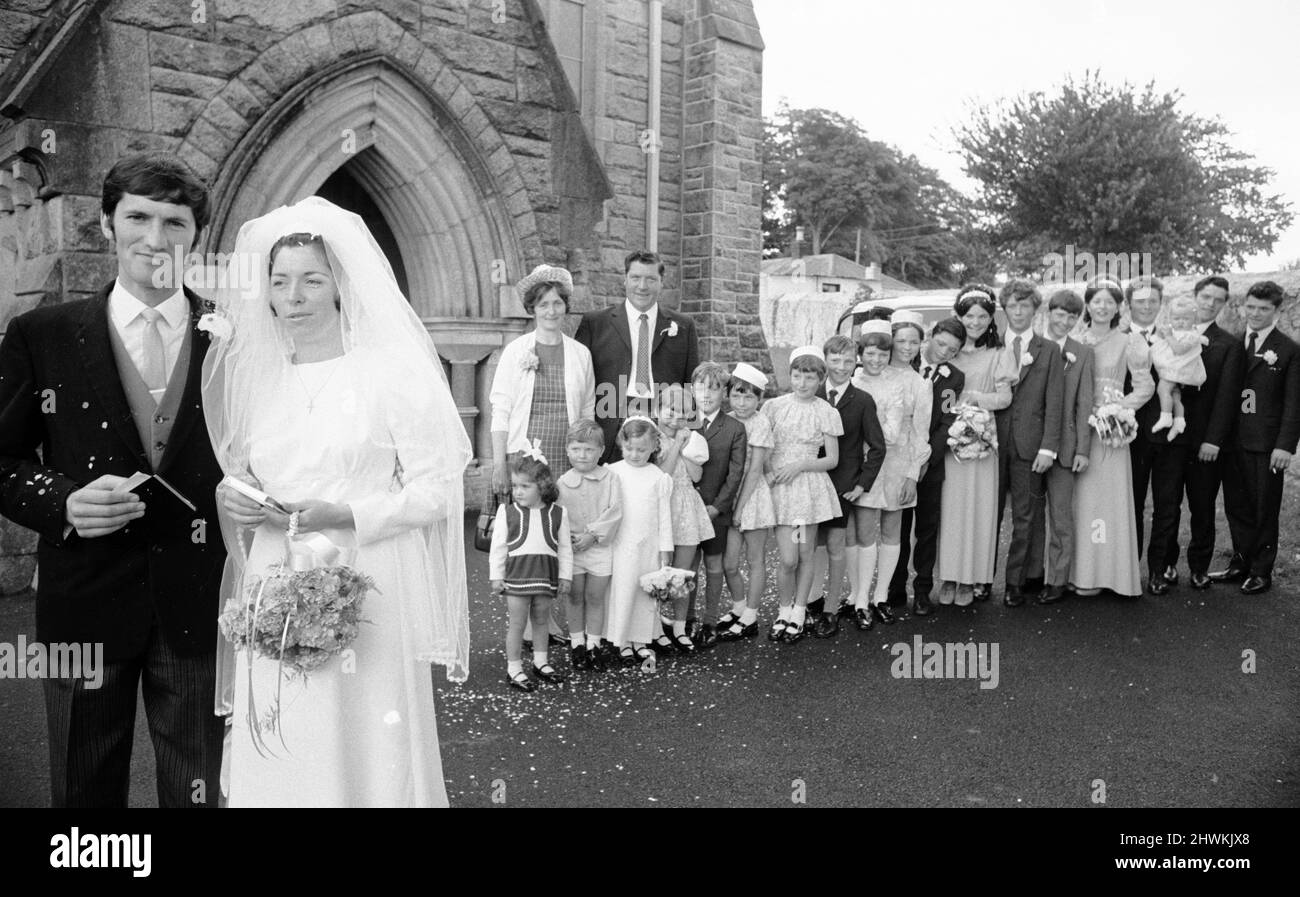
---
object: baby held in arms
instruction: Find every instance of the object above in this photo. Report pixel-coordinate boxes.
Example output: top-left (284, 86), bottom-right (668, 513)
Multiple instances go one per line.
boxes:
top-left (1149, 295), bottom-right (1208, 441)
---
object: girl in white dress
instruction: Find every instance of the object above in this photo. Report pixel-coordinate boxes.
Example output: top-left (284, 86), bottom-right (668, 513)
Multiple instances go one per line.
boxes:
top-left (764, 346), bottom-right (843, 642)
top-left (605, 417), bottom-right (674, 665)
top-left (653, 384), bottom-right (714, 653)
top-left (850, 316), bottom-right (931, 625)
top-left (206, 198), bottom-right (470, 807)
top-left (718, 363), bottom-right (775, 641)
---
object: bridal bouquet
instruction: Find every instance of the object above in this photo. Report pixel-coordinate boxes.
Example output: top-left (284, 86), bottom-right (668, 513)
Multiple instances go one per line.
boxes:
top-left (1088, 387), bottom-right (1138, 448)
top-left (947, 403), bottom-right (997, 461)
top-left (639, 566), bottom-right (696, 616)
top-left (219, 564), bottom-right (377, 676)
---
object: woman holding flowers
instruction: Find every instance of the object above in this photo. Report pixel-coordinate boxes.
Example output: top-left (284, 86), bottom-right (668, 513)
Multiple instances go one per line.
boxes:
top-left (936, 286), bottom-right (1016, 608)
top-left (1069, 278), bottom-right (1154, 597)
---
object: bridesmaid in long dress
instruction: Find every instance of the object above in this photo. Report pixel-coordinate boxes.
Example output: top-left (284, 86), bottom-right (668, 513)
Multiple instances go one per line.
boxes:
top-left (1069, 279), bottom-right (1154, 597)
top-left (936, 286), bottom-right (1016, 608)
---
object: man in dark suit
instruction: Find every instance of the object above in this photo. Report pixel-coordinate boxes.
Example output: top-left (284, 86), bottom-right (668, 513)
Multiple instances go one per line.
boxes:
top-left (889, 316), bottom-right (966, 615)
top-left (810, 334), bottom-right (885, 637)
top-left (1170, 276), bottom-right (1243, 590)
top-left (1211, 280), bottom-right (1300, 594)
top-left (1039, 290), bottom-right (1094, 604)
top-left (575, 250), bottom-right (699, 462)
top-left (1125, 276), bottom-right (1190, 595)
top-left (687, 362), bottom-right (747, 649)
top-left (0, 154), bottom-right (226, 806)
top-left (992, 280), bottom-right (1064, 606)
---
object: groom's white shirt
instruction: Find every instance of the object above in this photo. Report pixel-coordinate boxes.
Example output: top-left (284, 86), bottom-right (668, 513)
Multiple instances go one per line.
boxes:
top-left (109, 279), bottom-right (188, 402)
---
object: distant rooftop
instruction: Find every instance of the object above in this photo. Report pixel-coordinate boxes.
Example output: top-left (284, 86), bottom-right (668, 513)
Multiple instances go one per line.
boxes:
top-left (761, 254), bottom-right (916, 291)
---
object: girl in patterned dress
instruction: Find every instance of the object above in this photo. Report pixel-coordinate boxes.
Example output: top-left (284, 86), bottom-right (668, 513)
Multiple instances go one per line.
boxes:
top-left (489, 449), bottom-right (573, 692)
top-left (719, 363), bottom-right (775, 641)
top-left (652, 384), bottom-right (714, 653)
top-left (850, 316), bottom-right (932, 626)
top-left (764, 346), bottom-right (844, 642)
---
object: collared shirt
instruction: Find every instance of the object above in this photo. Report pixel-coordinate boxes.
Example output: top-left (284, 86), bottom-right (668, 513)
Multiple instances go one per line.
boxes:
top-left (624, 300), bottom-right (659, 393)
top-left (700, 411), bottom-right (717, 431)
top-left (109, 279), bottom-right (188, 402)
top-left (1132, 323), bottom-right (1158, 345)
top-left (824, 379), bottom-right (850, 407)
top-left (1196, 321), bottom-right (1214, 336)
top-left (557, 464), bottom-right (622, 545)
top-left (1244, 323), bottom-right (1275, 351)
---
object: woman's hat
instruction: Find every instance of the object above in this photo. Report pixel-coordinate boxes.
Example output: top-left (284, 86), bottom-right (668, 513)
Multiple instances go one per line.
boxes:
top-left (860, 320), bottom-right (892, 336)
top-left (731, 362), bottom-right (769, 391)
top-left (516, 264), bottom-right (574, 296)
top-left (890, 310), bottom-right (924, 327)
top-left (788, 345), bottom-right (825, 363)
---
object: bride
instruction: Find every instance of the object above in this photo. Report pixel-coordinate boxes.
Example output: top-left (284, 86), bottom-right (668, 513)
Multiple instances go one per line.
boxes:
top-left (203, 196), bottom-right (471, 807)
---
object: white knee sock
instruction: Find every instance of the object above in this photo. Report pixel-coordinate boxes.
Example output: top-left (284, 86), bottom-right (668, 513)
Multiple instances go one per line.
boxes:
top-left (873, 544), bottom-right (901, 605)
top-left (730, 599), bottom-right (747, 616)
top-left (855, 544), bottom-right (878, 609)
top-left (740, 607), bottom-right (757, 625)
top-left (533, 650), bottom-right (547, 668)
top-left (570, 631), bottom-right (585, 649)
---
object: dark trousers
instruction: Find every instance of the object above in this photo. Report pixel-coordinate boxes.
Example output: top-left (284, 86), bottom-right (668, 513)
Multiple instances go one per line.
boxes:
top-left (41, 622), bottom-right (224, 808)
top-left (1130, 439), bottom-right (1188, 575)
top-left (1183, 453), bottom-right (1225, 575)
top-left (995, 449), bottom-right (1047, 587)
top-left (891, 469), bottom-right (943, 601)
top-left (1223, 449), bottom-right (1285, 578)
top-left (1043, 464), bottom-right (1075, 587)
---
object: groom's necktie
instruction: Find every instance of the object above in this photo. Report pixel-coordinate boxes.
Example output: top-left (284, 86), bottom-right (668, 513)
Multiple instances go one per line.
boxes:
top-left (1247, 330), bottom-right (1258, 358)
top-left (635, 313), bottom-right (650, 394)
top-left (1012, 334), bottom-right (1022, 363)
top-left (139, 306), bottom-right (168, 401)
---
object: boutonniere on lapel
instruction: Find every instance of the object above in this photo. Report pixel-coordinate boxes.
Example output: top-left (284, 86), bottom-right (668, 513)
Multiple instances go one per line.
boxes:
top-left (1260, 349), bottom-right (1279, 366)
top-left (660, 320), bottom-right (679, 338)
top-left (195, 299), bottom-right (234, 341)
top-left (1020, 351), bottom-right (1035, 367)
top-left (938, 364), bottom-right (952, 379)
top-left (1064, 351), bottom-right (1077, 366)
top-left (520, 350), bottom-right (540, 373)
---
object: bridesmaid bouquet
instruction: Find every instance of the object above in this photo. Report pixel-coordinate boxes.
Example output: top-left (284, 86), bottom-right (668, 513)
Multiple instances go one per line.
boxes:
top-left (1088, 388), bottom-right (1139, 448)
top-left (947, 403), bottom-right (997, 461)
top-left (219, 564), bottom-right (377, 676)
top-left (639, 566), bottom-right (696, 616)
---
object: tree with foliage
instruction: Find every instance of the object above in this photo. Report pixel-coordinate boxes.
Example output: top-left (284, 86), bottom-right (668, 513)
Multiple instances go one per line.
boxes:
top-left (953, 72), bottom-right (1293, 274)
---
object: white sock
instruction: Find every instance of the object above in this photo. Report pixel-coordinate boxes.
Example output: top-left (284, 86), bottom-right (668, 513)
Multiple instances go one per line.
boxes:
top-left (791, 604), bottom-right (806, 627)
top-left (508, 660), bottom-right (523, 676)
top-left (570, 631), bottom-right (585, 649)
top-left (845, 544), bottom-right (862, 603)
top-left (855, 544), bottom-right (878, 608)
top-left (731, 599), bottom-right (747, 616)
top-left (740, 608), bottom-right (758, 625)
top-left (533, 650), bottom-right (547, 668)
top-left (672, 619), bottom-right (687, 637)
top-left (778, 604), bottom-right (792, 622)
top-left (586, 633), bottom-right (600, 650)
top-left (1152, 411), bottom-right (1172, 432)
top-left (873, 544), bottom-right (901, 605)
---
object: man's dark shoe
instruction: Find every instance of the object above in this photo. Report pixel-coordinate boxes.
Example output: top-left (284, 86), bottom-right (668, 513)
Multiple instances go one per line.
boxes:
top-left (870, 603), bottom-right (896, 625)
top-left (913, 593), bottom-right (933, 616)
top-left (1189, 571), bottom-right (1212, 590)
top-left (1147, 577), bottom-right (1170, 596)
top-left (972, 583), bottom-right (992, 602)
top-left (1208, 557), bottom-right (1247, 583)
top-left (1161, 565), bottom-right (1179, 585)
top-left (812, 612), bottom-right (840, 638)
top-left (1004, 585), bottom-right (1025, 607)
top-left (1241, 576), bottom-right (1272, 595)
top-left (1036, 584), bottom-right (1067, 605)
top-left (696, 623), bottom-right (717, 650)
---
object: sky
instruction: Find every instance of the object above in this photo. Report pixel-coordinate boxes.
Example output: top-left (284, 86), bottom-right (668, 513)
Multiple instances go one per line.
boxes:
top-left (751, 0), bottom-right (1300, 273)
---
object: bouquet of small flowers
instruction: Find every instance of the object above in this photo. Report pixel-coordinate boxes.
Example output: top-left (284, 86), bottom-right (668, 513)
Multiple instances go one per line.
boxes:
top-left (639, 566), bottom-right (696, 616)
top-left (219, 564), bottom-right (377, 676)
top-left (1088, 387), bottom-right (1139, 448)
top-left (947, 403), bottom-right (997, 461)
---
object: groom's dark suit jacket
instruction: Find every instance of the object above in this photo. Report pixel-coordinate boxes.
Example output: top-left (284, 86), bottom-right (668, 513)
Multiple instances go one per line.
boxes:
top-left (575, 302), bottom-right (699, 453)
top-left (0, 283), bottom-right (225, 662)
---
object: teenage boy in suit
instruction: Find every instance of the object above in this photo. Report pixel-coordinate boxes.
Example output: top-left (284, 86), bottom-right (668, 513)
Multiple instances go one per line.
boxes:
top-left (1211, 280), bottom-right (1300, 594)
top-left (1039, 290), bottom-right (1094, 603)
top-left (991, 279), bottom-right (1064, 606)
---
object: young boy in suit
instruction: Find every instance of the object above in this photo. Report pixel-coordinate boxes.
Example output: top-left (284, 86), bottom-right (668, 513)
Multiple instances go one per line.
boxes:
top-left (687, 363), bottom-right (748, 648)
top-left (810, 335), bottom-right (886, 636)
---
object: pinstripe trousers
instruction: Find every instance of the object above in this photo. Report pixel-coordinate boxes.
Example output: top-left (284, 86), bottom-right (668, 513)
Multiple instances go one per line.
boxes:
top-left (41, 623), bottom-right (224, 808)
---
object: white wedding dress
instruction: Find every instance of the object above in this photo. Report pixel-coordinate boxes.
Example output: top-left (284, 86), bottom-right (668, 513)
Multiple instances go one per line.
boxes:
top-left (228, 349), bottom-right (451, 807)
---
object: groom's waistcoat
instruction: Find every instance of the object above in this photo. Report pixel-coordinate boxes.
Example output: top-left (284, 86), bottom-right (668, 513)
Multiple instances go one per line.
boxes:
top-left (106, 310), bottom-right (193, 472)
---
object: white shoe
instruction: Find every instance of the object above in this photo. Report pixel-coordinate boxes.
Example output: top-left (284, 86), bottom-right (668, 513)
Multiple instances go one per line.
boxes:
top-left (1151, 412), bottom-right (1173, 433)
top-left (1167, 417), bottom-right (1186, 441)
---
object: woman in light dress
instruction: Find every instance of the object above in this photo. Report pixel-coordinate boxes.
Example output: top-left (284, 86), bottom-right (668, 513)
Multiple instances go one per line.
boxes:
top-left (849, 315), bottom-right (931, 626)
top-left (1069, 278), bottom-right (1154, 597)
top-left (206, 197), bottom-right (471, 807)
top-left (936, 286), bottom-right (1016, 608)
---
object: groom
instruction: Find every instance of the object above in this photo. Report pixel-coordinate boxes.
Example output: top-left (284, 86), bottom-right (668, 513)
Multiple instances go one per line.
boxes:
top-left (0, 153), bottom-right (226, 806)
